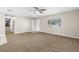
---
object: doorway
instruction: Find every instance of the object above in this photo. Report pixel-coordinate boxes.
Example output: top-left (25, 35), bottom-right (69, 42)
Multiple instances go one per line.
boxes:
top-left (5, 17), bottom-right (15, 35)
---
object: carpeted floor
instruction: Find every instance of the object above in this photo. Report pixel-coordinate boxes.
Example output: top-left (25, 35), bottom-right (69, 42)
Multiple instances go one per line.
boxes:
top-left (0, 32), bottom-right (79, 52)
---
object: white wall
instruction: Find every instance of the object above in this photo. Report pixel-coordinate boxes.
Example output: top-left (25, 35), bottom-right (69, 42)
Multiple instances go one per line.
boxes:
top-left (14, 16), bottom-right (32, 34)
top-left (0, 14), bottom-right (7, 45)
top-left (40, 10), bottom-right (79, 39)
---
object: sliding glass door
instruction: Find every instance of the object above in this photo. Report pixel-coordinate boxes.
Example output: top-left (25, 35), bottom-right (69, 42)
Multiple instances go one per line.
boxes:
top-left (32, 19), bottom-right (40, 32)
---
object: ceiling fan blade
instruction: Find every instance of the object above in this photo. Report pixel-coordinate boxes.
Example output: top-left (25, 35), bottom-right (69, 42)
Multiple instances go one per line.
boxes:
top-left (28, 10), bottom-right (35, 11)
top-left (34, 7), bottom-right (39, 11)
top-left (28, 7), bottom-right (45, 14)
top-left (39, 9), bottom-right (46, 11)
top-left (39, 11), bottom-right (43, 14)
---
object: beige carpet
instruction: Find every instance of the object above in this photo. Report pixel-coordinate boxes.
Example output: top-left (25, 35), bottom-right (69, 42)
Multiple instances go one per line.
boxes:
top-left (0, 32), bottom-right (79, 52)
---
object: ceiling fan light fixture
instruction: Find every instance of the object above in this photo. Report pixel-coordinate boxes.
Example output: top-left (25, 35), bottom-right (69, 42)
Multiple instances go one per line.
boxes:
top-left (35, 11), bottom-right (39, 14)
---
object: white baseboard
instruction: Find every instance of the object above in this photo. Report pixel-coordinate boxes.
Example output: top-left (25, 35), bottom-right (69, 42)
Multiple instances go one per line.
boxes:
top-left (40, 31), bottom-right (79, 39)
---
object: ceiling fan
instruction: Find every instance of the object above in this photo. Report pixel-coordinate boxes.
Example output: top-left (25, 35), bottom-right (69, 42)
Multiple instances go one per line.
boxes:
top-left (28, 7), bottom-right (46, 14)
